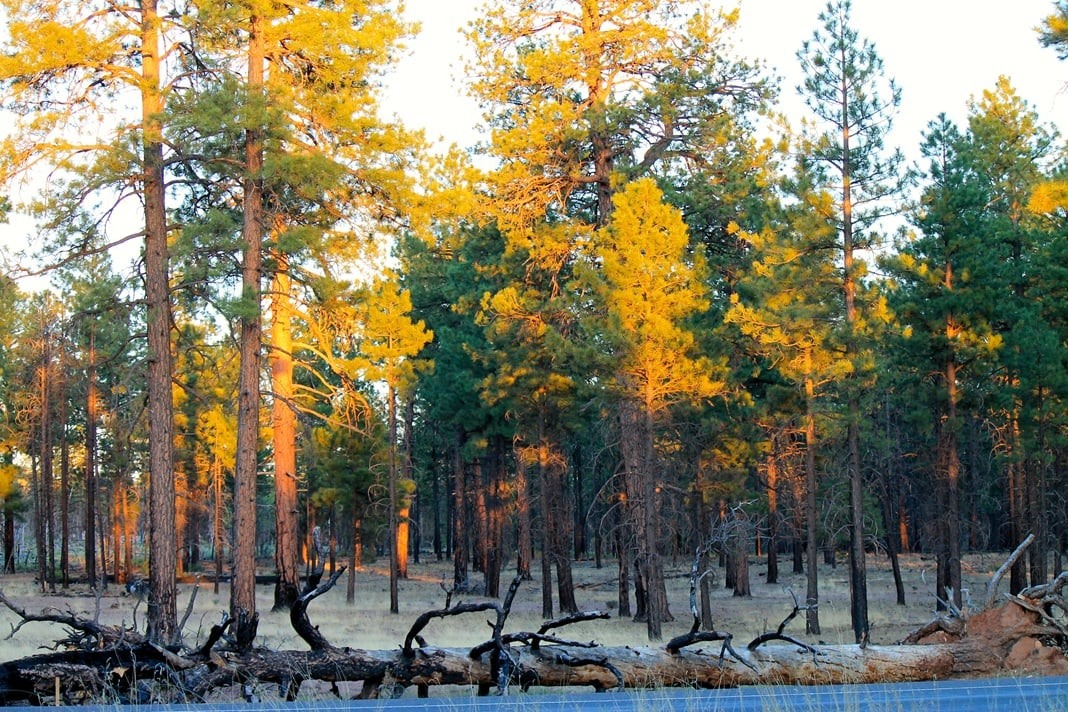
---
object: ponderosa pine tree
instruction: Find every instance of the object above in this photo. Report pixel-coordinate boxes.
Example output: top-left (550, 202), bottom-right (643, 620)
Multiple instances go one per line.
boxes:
top-left (727, 163), bottom-right (850, 635)
top-left (349, 272), bottom-right (431, 614)
top-left (795, 0), bottom-right (905, 643)
top-left (177, 0), bottom-right (416, 623)
top-left (0, 0), bottom-right (180, 643)
top-left (582, 178), bottom-right (725, 640)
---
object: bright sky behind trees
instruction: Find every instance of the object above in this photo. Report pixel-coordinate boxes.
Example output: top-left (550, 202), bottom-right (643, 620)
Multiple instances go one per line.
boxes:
top-left (384, 0), bottom-right (1068, 156)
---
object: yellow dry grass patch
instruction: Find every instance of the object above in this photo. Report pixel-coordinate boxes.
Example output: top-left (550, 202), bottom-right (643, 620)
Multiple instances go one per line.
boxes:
top-left (0, 552), bottom-right (1004, 663)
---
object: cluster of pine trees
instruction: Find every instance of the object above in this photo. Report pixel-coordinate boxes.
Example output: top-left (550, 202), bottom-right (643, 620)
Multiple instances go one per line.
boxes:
top-left (1, 0), bottom-right (1067, 650)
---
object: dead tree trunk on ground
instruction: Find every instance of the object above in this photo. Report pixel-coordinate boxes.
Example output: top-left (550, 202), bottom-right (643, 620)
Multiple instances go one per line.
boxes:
top-left (1, 557), bottom-right (1066, 705)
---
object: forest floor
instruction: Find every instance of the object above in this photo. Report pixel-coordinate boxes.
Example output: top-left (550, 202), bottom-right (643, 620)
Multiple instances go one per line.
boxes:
top-left (0, 550), bottom-right (1011, 665)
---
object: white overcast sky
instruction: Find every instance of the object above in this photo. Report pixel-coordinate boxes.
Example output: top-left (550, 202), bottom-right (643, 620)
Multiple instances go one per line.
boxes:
top-left (383, 0), bottom-right (1068, 157)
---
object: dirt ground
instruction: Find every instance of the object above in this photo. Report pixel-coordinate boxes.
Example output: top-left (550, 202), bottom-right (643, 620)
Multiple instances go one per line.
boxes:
top-left (0, 551), bottom-right (1010, 663)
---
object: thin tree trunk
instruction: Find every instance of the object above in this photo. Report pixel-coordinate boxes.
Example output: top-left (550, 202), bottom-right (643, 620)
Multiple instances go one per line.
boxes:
top-left (404, 397), bottom-right (418, 567)
top-left (471, 461), bottom-right (485, 575)
top-left (58, 373), bottom-right (69, 590)
top-left (804, 372), bottom-right (821, 635)
top-left (694, 463), bottom-right (713, 630)
top-left (39, 328), bottom-right (55, 593)
top-left (941, 264), bottom-right (963, 610)
top-left (514, 445), bottom-right (532, 580)
top-left (328, 508), bottom-right (337, 575)
top-left (483, 439), bottom-right (506, 598)
top-left (346, 514), bottom-right (362, 605)
top-left (431, 445), bottom-right (442, 562)
top-left (615, 522), bottom-right (630, 618)
top-left (32, 456), bottom-right (44, 592)
top-left (2, 504), bottom-right (14, 573)
top-left (106, 492), bottom-right (117, 587)
top-left (451, 430), bottom-right (468, 591)
top-left (85, 329), bottom-right (98, 587)
top-left (883, 496), bottom-right (906, 607)
top-left (213, 455), bottom-right (223, 596)
top-left (550, 462), bottom-right (577, 614)
top-left (122, 481), bottom-right (134, 584)
top-left (766, 440), bottom-right (779, 586)
top-left (790, 468), bottom-right (804, 576)
top-left (538, 443), bottom-right (553, 619)
top-left (397, 502), bottom-right (410, 580)
top-left (388, 382), bottom-right (400, 614)
top-left (573, 446), bottom-right (586, 560)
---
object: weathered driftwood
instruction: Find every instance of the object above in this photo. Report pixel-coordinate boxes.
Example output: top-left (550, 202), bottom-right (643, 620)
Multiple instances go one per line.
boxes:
top-left (1, 565), bottom-right (1066, 704)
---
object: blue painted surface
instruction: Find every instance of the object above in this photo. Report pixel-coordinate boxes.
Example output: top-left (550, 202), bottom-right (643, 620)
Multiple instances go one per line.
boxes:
top-left (6, 676), bottom-right (1067, 711)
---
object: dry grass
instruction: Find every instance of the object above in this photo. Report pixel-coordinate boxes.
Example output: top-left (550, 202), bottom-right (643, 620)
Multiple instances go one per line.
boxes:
top-left (0, 551), bottom-right (1006, 664)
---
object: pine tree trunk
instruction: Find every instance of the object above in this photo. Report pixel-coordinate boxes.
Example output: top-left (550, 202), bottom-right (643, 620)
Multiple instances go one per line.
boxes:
top-left (804, 372), bottom-right (821, 635)
top-left (59, 412), bottom-right (70, 589)
top-left (514, 449), bottom-right (532, 580)
top-left (346, 515), bottom-right (362, 605)
top-left (766, 442), bottom-right (779, 586)
top-left (404, 398), bottom-right (418, 567)
top-left (941, 302), bottom-right (963, 610)
top-left (39, 327), bottom-right (55, 593)
top-left (550, 462), bottom-right (578, 614)
top-left (471, 461), bottom-right (485, 575)
top-left (615, 523), bottom-right (630, 617)
top-left (213, 456), bottom-right (223, 596)
top-left (116, 485), bottom-right (126, 584)
top-left (231, 5), bottom-right (265, 652)
top-left (271, 257), bottom-right (301, 611)
top-left (451, 430), bottom-right (468, 590)
top-left (84, 330), bottom-right (98, 587)
top-left (731, 511), bottom-right (751, 598)
top-left (1008, 420), bottom-right (1026, 594)
top-left (122, 484), bottom-right (133, 585)
top-left (573, 446), bottom-right (586, 560)
top-left (2, 506), bottom-right (13, 573)
top-left (388, 383), bottom-right (400, 615)
top-left (619, 401), bottom-right (669, 640)
top-left (142, 0), bottom-right (177, 646)
top-left (431, 447), bottom-right (442, 562)
top-left (397, 504), bottom-right (410, 580)
top-left (538, 450), bottom-right (553, 618)
top-left (482, 438), bottom-right (506, 598)
top-left (880, 493), bottom-right (906, 607)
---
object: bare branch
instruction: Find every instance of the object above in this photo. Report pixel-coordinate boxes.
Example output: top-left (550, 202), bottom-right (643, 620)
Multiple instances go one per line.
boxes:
top-left (983, 533), bottom-right (1035, 609)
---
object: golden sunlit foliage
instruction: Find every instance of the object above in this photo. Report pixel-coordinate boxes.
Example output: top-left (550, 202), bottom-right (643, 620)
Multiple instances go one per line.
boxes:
top-left (592, 178), bottom-right (724, 411)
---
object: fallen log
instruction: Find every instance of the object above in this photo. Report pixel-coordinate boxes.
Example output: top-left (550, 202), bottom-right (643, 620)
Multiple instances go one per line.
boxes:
top-left (3, 603), bottom-right (1063, 705)
top-left (1, 566), bottom-right (1066, 704)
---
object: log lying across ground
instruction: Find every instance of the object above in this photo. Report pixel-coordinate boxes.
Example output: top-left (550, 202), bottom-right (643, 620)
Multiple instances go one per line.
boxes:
top-left (1, 564), bottom-right (1066, 705)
